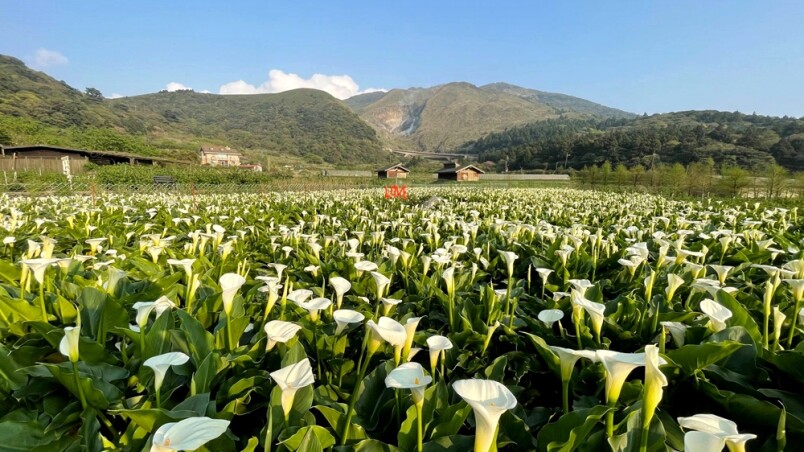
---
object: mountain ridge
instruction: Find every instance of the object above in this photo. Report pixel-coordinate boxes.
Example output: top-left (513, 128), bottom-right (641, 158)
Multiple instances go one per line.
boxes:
top-left (345, 81), bottom-right (635, 152)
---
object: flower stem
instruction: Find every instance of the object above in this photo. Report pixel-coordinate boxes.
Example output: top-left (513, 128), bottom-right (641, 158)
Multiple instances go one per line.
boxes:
top-left (71, 361), bottom-right (88, 410)
top-left (574, 319), bottom-right (583, 350)
top-left (787, 298), bottom-right (801, 349)
top-left (340, 350), bottom-right (373, 445)
top-left (416, 402), bottom-right (424, 452)
top-left (39, 284), bottom-right (48, 322)
top-left (264, 400), bottom-right (273, 452)
top-left (606, 409), bottom-right (615, 437)
top-left (561, 378), bottom-right (570, 414)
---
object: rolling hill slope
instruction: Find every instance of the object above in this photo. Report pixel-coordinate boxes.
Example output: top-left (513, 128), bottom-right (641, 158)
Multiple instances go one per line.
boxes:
top-left (0, 55), bottom-right (388, 165)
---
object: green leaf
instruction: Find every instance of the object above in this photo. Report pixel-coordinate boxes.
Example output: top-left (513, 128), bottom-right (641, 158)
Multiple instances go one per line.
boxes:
top-left (111, 408), bottom-right (199, 431)
top-left (281, 425), bottom-right (335, 451)
top-left (665, 341), bottom-right (744, 375)
top-left (349, 439), bottom-right (403, 452)
top-left (430, 402), bottom-right (471, 439)
top-left (536, 405), bottom-right (612, 452)
top-left (422, 435), bottom-right (474, 452)
top-left (0, 420), bottom-right (69, 451)
top-left (483, 355), bottom-right (508, 382)
top-left (313, 405), bottom-right (367, 441)
top-left (0, 344), bottom-right (27, 390)
top-left (715, 291), bottom-right (762, 348)
top-left (80, 409), bottom-right (104, 452)
top-left (77, 287), bottom-right (127, 344)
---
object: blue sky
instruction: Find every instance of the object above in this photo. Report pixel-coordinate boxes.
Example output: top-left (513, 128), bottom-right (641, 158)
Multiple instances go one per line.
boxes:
top-left (2, 1), bottom-right (803, 116)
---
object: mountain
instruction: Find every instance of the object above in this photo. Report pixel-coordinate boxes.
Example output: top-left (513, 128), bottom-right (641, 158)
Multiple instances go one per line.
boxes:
top-left (459, 111), bottom-right (804, 172)
top-left (0, 55), bottom-right (388, 166)
top-left (345, 82), bottom-right (634, 152)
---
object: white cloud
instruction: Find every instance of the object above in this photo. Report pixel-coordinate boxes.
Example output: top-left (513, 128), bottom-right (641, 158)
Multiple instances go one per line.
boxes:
top-left (108, 93), bottom-right (125, 99)
top-left (219, 69), bottom-right (383, 99)
top-left (32, 48), bottom-right (68, 68)
top-left (165, 82), bottom-right (192, 92)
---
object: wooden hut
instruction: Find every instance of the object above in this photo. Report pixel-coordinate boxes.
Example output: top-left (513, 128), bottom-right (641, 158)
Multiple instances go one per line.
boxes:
top-left (435, 162), bottom-right (485, 182)
top-left (376, 163), bottom-right (410, 179)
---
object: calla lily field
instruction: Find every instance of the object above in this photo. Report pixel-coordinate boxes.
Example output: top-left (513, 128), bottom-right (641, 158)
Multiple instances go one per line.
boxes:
top-left (0, 187), bottom-right (802, 451)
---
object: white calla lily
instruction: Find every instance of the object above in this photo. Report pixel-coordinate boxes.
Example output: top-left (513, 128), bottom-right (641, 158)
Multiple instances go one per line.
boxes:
top-left (295, 297), bottom-right (332, 322)
top-left (150, 416), bottom-right (230, 452)
top-left (385, 362), bottom-right (431, 405)
top-left (59, 325), bottom-right (81, 363)
top-left (402, 317), bottom-right (423, 362)
top-left (144, 352), bottom-right (190, 406)
top-left (453, 379), bottom-right (518, 452)
top-left (426, 335), bottom-right (453, 376)
top-left (269, 358), bottom-right (315, 420)
top-left (329, 276), bottom-right (352, 308)
top-left (700, 298), bottom-right (732, 332)
top-left (263, 320), bottom-right (302, 351)
top-left (219, 273), bottom-right (246, 316)
top-left (333, 309), bottom-right (364, 335)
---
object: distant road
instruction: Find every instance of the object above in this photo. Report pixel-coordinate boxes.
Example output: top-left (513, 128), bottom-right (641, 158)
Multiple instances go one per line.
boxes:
top-left (387, 149), bottom-right (468, 160)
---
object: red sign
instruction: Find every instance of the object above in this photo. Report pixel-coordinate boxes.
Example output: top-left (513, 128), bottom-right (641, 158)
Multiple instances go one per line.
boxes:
top-left (384, 184), bottom-right (408, 200)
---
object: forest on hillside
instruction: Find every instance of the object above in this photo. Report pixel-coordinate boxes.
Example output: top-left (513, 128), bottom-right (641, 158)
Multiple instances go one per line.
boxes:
top-left (459, 111), bottom-right (804, 172)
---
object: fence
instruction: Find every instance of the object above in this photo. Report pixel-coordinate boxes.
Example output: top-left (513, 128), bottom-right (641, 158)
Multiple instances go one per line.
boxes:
top-left (0, 156), bottom-right (87, 175)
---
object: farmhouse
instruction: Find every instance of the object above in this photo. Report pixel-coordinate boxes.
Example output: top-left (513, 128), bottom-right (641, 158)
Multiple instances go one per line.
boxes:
top-left (200, 146), bottom-right (242, 167)
top-left (376, 163), bottom-right (410, 179)
top-left (435, 162), bottom-right (485, 182)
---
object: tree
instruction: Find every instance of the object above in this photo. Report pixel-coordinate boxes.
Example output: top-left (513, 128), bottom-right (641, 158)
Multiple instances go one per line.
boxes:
top-left (663, 163), bottom-right (687, 196)
top-left (630, 164), bottom-right (645, 187)
top-left (600, 161), bottom-right (612, 186)
top-left (84, 87), bottom-right (103, 101)
top-left (763, 164), bottom-right (789, 198)
top-left (718, 165), bottom-right (751, 197)
top-left (614, 164), bottom-right (629, 189)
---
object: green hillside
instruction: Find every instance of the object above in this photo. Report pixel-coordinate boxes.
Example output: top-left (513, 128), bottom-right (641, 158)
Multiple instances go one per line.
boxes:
top-left (0, 55), bottom-right (389, 166)
top-left (345, 82), bottom-right (634, 152)
top-left (459, 111), bottom-right (804, 172)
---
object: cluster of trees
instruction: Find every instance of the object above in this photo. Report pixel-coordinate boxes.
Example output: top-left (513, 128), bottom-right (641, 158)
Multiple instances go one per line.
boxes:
top-left (575, 159), bottom-right (804, 198)
top-left (460, 111), bottom-right (804, 173)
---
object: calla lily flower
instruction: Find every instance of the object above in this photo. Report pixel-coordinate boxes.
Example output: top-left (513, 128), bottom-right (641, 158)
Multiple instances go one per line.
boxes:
top-left (700, 298), bottom-right (732, 332)
top-left (329, 276), bottom-right (352, 308)
top-left (333, 309), bottom-right (364, 335)
top-left (665, 273), bottom-right (685, 303)
top-left (264, 320), bottom-right (302, 351)
top-left (596, 350), bottom-right (647, 405)
top-left (678, 414), bottom-right (757, 452)
top-left (684, 431), bottom-right (725, 452)
top-left (366, 317), bottom-right (407, 355)
top-left (268, 263), bottom-right (287, 280)
top-left (85, 238), bottom-right (106, 254)
top-left (21, 258), bottom-right (59, 284)
top-left (571, 291), bottom-right (606, 342)
top-left (548, 346), bottom-right (596, 413)
top-left (784, 279), bottom-right (804, 302)
top-left (441, 266), bottom-right (456, 298)
top-left (380, 297), bottom-right (402, 316)
top-left (144, 352), bottom-right (190, 406)
top-left (287, 288), bottom-right (313, 305)
top-left (426, 335), bottom-right (453, 375)
top-left (150, 416), bottom-right (230, 452)
top-left (269, 358), bottom-right (315, 420)
top-left (498, 250), bottom-right (518, 278)
top-left (402, 317), bottom-right (423, 362)
top-left (133, 296), bottom-right (177, 329)
top-left (219, 273), bottom-right (246, 316)
top-left (660, 321), bottom-right (688, 348)
top-left (453, 379), bottom-right (518, 452)
top-left (538, 309), bottom-right (564, 328)
top-left (167, 258), bottom-right (195, 277)
top-left (385, 362), bottom-right (431, 405)
top-left (642, 345), bottom-right (668, 434)
top-left (370, 271), bottom-right (391, 300)
top-left (354, 260), bottom-right (378, 274)
top-left (295, 297), bottom-right (332, 322)
top-left (59, 325), bottom-right (81, 363)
